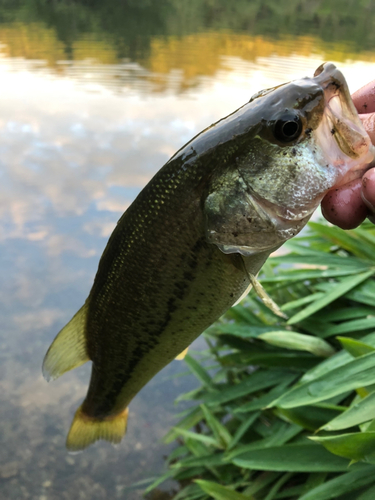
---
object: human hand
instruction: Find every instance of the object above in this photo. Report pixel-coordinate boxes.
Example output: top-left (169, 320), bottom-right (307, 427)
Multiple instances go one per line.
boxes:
top-left (321, 81), bottom-right (375, 229)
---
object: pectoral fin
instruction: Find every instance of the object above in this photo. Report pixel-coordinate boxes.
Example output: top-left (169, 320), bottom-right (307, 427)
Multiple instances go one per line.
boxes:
top-left (232, 283), bottom-right (253, 306)
top-left (42, 304), bottom-right (90, 382)
top-left (245, 269), bottom-right (287, 319)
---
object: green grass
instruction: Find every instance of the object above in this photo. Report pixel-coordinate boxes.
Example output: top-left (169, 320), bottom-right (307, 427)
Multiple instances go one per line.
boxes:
top-left (146, 219), bottom-right (375, 500)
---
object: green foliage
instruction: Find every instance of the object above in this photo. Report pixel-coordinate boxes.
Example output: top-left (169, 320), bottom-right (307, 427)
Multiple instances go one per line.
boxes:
top-left (146, 220), bottom-right (375, 499)
top-left (3, 0), bottom-right (375, 56)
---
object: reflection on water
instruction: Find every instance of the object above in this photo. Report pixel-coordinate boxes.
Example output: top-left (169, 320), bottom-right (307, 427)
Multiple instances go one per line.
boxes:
top-left (1, 1), bottom-right (375, 499)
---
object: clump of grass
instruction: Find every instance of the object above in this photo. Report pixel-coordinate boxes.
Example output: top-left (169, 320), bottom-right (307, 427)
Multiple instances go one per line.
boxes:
top-left (146, 219), bottom-right (375, 500)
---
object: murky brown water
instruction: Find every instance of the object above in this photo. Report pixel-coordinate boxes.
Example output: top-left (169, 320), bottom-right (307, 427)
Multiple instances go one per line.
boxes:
top-left (1, 1), bottom-right (375, 499)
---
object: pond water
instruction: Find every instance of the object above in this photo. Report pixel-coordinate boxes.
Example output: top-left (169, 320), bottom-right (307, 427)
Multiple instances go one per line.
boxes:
top-left (1, 1), bottom-right (375, 499)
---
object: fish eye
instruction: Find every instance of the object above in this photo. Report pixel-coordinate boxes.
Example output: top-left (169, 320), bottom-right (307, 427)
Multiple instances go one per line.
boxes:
top-left (273, 112), bottom-right (302, 143)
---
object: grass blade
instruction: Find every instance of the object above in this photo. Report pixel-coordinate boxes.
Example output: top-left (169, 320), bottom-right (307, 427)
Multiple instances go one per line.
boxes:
top-left (195, 480), bottom-right (254, 500)
top-left (320, 391), bottom-right (375, 431)
top-left (298, 465), bottom-right (375, 500)
top-left (310, 432), bottom-right (375, 462)
top-left (231, 443), bottom-right (350, 472)
top-left (258, 331), bottom-right (335, 357)
top-left (268, 351), bottom-right (375, 409)
top-left (287, 271), bottom-right (374, 325)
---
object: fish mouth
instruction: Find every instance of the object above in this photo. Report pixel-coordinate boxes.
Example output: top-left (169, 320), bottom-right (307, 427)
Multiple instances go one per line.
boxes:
top-left (313, 62), bottom-right (375, 186)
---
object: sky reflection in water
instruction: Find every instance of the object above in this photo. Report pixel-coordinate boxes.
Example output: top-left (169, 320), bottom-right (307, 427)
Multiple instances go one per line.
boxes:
top-left (1, 19), bottom-right (375, 500)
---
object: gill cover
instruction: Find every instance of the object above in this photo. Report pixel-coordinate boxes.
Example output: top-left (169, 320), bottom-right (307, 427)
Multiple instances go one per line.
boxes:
top-left (204, 170), bottom-right (288, 256)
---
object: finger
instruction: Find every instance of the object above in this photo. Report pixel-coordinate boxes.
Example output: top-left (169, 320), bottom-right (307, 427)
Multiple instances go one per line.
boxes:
top-left (361, 167), bottom-right (375, 223)
top-left (321, 178), bottom-right (368, 229)
top-left (352, 81), bottom-right (375, 114)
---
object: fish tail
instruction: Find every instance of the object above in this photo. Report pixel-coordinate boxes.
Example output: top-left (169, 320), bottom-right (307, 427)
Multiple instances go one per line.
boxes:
top-left (43, 304), bottom-right (90, 382)
top-left (66, 406), bottom-right (129, 452)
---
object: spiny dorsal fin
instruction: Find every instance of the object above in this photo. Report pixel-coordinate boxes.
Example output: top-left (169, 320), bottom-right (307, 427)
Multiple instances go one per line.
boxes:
top-left (175, 347), bottom-right (189, 360)
top-left (66, 406), bottom-right (129, 452)
top-left (43, 304), bottom-right (90, 382)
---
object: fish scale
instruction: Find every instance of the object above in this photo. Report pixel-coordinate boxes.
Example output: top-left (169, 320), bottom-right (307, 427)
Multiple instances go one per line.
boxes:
top-left (84, 161), bottom-right (254, 417)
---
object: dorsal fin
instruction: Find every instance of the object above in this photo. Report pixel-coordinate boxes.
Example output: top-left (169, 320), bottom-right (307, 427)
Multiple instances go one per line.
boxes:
top-left (175, 347), bottom-right (189, 360)
top-left (43, 304), bottom-right (90, 382)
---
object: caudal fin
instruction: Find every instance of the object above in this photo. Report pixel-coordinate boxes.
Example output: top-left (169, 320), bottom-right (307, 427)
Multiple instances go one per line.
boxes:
top-left (66, 406), bottom-right (129, 452)
top-left (43, 304), bottom-right (90, 381)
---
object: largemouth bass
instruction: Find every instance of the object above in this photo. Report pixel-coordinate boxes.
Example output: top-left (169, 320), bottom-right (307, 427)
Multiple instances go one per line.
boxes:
top-left (43, 63), bottom-right (374, 451)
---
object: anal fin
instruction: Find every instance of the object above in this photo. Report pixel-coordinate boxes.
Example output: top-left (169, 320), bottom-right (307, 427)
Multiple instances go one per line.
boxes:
top-left (66, 406), bottom-right (129, 452)
top-left (43, 303), bottom-right (90, 382)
